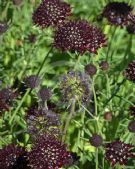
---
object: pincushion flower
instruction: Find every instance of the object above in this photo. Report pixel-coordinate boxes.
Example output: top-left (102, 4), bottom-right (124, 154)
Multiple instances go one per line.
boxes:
top-left (105, 140), bottom-right (135, 167)
top-left (32, 0), bottom-right (71, 28)
top-left (28, 134), bottom-right (72, 169)
top-left (0, 144), bottom-right (28, 169)
top-left (102, 2), bottom-right (133, 26)
top-left (54, 20), bottom-right (106, 54)
top-left (125, 60), bottom-right (135, 82)
top-left (59, 70), bottom-right (91, 103)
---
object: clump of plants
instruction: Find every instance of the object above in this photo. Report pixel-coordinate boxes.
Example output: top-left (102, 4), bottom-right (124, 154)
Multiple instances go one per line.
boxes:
top-left (0, 0), bottom-right (135, 169)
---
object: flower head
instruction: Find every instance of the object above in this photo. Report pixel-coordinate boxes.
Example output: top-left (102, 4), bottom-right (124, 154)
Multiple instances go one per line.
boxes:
top-left (0, 144), bottom-right (27, 169)
top-left (54, 20), bottom-right (106, 54)
top-left (28, 134), bottom-right (72, 169)
top-left (105, 140), bottom-right (135, 166)
top-left (125, 61), bottom-right (135, 82)
top-left (89, 134), bottom-right (103, 147)
top-left (104, 111), bottom-right (112, 121)
top-left (102, 2), bottom-right (133, 26)
top-left (32, 0), bottom-right (71, 28)
top-left (60, 70), bottom-right (91, 103)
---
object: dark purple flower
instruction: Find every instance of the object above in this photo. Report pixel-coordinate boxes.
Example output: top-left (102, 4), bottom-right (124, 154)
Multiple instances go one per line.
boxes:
top-left (54, 20), bottom-right (106, 54)
top-left (102, 2), bottom-right (133, 26)
top-left (85, 64), bottom-right (97, 76)
top-left (32, 0), bottom-right (71, 28)
top-left (28, 134), bottom-right (72, 169)
top-left (125, 61), bottom-right (135, 82)
top-left (105, 140), bottom-right (135, 166)
top-left (89, 134), bottom-right (103, 147)
top-left (128, 120), bottom-right (135, 133)
top-left (0, 144), bottom-right (27, 169)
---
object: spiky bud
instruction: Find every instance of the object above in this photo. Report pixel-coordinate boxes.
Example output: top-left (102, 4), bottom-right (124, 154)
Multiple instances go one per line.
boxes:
top-left (54, 20), bottom-right (106, 54)
top-left (60, 70), bottom-right (91, 103)
top-left (38, 87), bottom-right (52, 101)
top-left (85, 64), bottom-right (97, 76)
top-left (104, 111), bottom-right (112, 121)
top-left (127, 24), bottom-right (135, 34)
top-left (105, 140), bottom-right (135, 166)
top-left (128, 120), bottom-right (135, 133)
top-left (28, 134), bottom-right (72, 169)
top-left (24, 75), bottom-right (40, 89)
top-left (100, 61), bottom-right (109, 71)
top-left (89, 134), bottom-right (103, 147)
top-left (0, 22), bottom-right (8, 34)
top-left (125, 61), bottom-right (135, 82)
top-left (32, 0), bottom-right (71, 28)
top-left (102, 2), bottom-right (133, 26)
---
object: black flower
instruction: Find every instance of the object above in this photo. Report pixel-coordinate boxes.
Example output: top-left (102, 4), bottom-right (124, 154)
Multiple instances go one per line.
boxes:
top-left (105, 140), bottom-right (135, 166)
top-left (32, 0), bottom-right (71, 28)
top-left (102, 2), bottom-right (133, 26)
top-left (128, 120), bottom-right (135, 133)
top-left (0, 144), bottom-right (28, 169)
top-left (54, 20), bottom-right (106, 54)
top-left (89, 134), bottom-right (103, 147)
top-left (125, 61), bottom-right (135, 82)
top-left (60, 70), bottom-right (92, 103)
top-left (28, 134), bottom-right (72, 169)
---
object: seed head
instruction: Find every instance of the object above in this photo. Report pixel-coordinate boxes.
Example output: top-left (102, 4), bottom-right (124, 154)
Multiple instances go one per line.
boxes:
top-left (28, 134), bottom-right (72, 169)
top-left (32, 0), bottom-right (71, 28)
top-left (60, 70), bottom-right (91, 103)
top-left (102, 2), bottom-right (133, 26)
top-left (105, 140), bottom-right (135, 166)
top-left (54, 20), bottom-right (106, 54)
top-left (125, 61), bottom-right (135, 82)
top-left (89, 134), bottom-right (103, 147)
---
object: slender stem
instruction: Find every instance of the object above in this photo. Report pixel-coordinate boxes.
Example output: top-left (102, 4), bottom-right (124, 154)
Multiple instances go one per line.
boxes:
top-left (95, 148), bottom-right (99, 169)
top-left (62, 99), bottom-right (76, 142)
top-left (92, 78), bottom-right (98, 116)
top-left (9, 89), bottom-right (30, 124)
top-left (103, 79), bottom-right (126, 108)
top-left (36, 46), bottom-right (53, 76)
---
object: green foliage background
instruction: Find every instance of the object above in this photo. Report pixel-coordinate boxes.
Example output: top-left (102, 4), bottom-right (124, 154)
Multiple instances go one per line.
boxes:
top-left (0, 0), bottom-right (135, 169)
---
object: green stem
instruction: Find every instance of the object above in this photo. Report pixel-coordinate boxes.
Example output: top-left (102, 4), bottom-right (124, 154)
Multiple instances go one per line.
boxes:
top-left (36, 46), bottom-right (53, 76)
top-left (92, 78), bottom-right (98, 117)
top-left (95, 148), bottom-right (99, 169)
top-left (62, 99), bottom-right (76, 142)
top-left (9, 89), bottom-right (30, 124)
